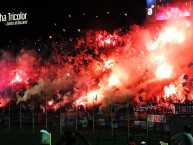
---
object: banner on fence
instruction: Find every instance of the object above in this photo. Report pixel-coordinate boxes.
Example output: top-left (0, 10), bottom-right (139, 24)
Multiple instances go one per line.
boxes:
top-left (174, 103), bottom-right (193, 114)
top-left (147, 114), bottom-right (166, 123)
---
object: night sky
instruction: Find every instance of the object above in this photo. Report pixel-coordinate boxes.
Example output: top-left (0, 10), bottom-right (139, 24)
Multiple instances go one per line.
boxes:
top-left (0, 0), bottom-right (146, 46)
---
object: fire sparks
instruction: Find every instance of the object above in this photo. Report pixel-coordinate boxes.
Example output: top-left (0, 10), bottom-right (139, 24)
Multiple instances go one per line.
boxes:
top-left (96, 30), bottom-right (119, 47)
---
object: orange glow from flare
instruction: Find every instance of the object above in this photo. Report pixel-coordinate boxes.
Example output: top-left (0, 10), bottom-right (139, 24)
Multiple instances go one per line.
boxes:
top-left (0, 97), bottom-right (9, 107)
top-left (108, 74), bottom-right (120, 87)
top-left (160, 26), bottom-right (185, 44)
top-left (105, 38), bottom-right (111, 44)
top-left (11, 74), bottom-right (22, 84)
top-left (76, 97), bottom-right (86, 106)
top-left (48, 100), bottom-right (54, 106)
top-left (87, 90), bottom-right (97, 103)
top-left (76, 90), bottom-right (99, 107)
top-left (155, 64), bottom-right (172, 79)
top-left (155, 55), bottom-right (165, 63)
top-left (164, 84), bottom-right (177, 98)
top-left (103, 59), bottom-right (115, 71)
top-left (150, 25), bottom-right (186, 50)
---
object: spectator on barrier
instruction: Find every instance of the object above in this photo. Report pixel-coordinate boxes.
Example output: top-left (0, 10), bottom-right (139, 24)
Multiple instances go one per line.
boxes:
top-left (171, 125), bottom-right (193, 145)
top-left (184, 94), bottom-right (191, 104)
top-left (139, 136), bottom-right (146, 145)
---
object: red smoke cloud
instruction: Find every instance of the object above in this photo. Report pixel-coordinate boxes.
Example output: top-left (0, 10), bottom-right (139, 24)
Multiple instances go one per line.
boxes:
top-left (1, 11), bottom-right (193, 111)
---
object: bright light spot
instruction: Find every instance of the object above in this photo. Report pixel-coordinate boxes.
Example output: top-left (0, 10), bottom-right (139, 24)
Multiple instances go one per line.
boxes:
top-left (150, 41), bottom-right (159, 50)
top-left (105, 38), bottom-right (111, 44)
top-left (87, 90), bottom-right (97, 98)
top-left (164, 84), bottom-right (177, 98)
top-left (155, 64), bottom-right (172, 79)
top-left (15, 74), bottom-right (22, 82)
top-left (103, 59), bottom-right (115, 71)
top-left (108, 74), bottom-right (120, 87)
top-left (155, 55), bottom-right (165, 63)
top-left (160, 27), bottom-right (185, 44)
top-left (48, 100), bottom-right (54, 106)
top-left (87, 90), bottom-right (97, 103)
top-left (76, 97), bottom-right (86, 106)
top-left (186, 21), bottom-right (191, 27)
top-left (11, 74), bottom-right (22, 84)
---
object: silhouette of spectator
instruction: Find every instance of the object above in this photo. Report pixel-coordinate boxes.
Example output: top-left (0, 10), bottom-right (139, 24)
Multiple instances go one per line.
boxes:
top-left (171, 125), bottom-right (193, 145)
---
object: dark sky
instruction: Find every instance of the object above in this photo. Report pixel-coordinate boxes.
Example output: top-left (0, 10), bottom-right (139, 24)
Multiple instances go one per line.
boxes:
top-left (0, 0), bottom-right (147, 46)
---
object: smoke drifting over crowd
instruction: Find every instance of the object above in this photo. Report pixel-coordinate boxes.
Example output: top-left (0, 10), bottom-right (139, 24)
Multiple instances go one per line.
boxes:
top-left (1, 11), bottom-right (193, 111)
